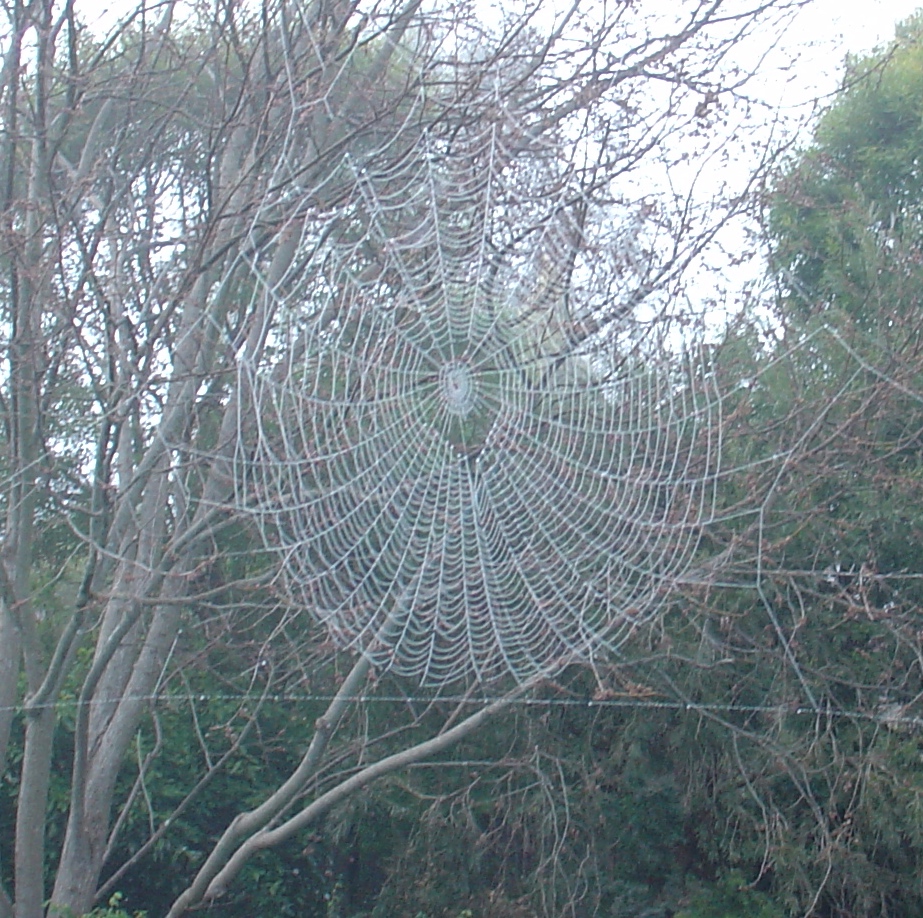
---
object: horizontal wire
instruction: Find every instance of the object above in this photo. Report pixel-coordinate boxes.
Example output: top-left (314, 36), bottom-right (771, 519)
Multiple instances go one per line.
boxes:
top-left (7, 691), bottom-right (921, 729)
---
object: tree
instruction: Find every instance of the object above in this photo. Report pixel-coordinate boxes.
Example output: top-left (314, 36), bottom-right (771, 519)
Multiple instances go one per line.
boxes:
top-left (770, 10), bottom-right (923, 333)
top-left (635, 14), bottom-right (923, 915)
top-left (0, 1), bottom-right (804, 915)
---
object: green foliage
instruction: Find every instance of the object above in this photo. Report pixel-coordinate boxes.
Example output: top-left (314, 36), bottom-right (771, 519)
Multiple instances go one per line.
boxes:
top-left (48, 891), bottom-right (147, 918)
top-left (680, 12), bottom-right (923, 916)
top-left (769, 12), bottom-right (923, 336)
top-left (676, 872), bottom-right (783, 918)
top-left (85, 892), bottom-right (147, 918)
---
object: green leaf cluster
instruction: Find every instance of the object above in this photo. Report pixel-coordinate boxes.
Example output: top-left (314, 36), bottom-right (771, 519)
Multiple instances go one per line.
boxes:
top-left (769, 12), bottom-right (923, 337)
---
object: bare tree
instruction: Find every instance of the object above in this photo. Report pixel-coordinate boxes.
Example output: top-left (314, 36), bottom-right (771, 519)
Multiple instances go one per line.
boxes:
top-left (0, 1), bottom-right (804, 915)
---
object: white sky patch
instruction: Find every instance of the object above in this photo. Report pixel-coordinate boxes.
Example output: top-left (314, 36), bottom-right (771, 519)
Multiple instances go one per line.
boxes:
top-left (800, 0), bottom-right (921, 58)
top-left (750, 0), bottom-right (922, 116)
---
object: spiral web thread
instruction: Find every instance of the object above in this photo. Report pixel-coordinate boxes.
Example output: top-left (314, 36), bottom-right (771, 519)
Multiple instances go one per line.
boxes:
top-left (235, 113), bottom-right (723, 686)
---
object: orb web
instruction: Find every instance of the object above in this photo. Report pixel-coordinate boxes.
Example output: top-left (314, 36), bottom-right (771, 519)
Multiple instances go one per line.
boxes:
top-left (235, 122), bottom-right (722, 686)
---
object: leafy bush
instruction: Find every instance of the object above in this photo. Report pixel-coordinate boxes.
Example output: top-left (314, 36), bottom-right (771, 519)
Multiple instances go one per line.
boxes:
top-left (676, 872), bottom-right (784, 918)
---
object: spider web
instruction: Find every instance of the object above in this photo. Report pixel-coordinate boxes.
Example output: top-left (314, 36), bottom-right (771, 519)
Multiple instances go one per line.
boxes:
top-left (235, 116), bottom-right (722, 686)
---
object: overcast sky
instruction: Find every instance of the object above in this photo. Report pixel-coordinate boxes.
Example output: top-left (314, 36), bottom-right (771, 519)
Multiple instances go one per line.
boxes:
top-left (79, 0), bottom-right (922, 325)
top-left (87, 1), bottom-right (922, 91)
top-left (807, 0), bottom-right (920, 53)
top-left (785, 0), bottom-right (921, 101)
